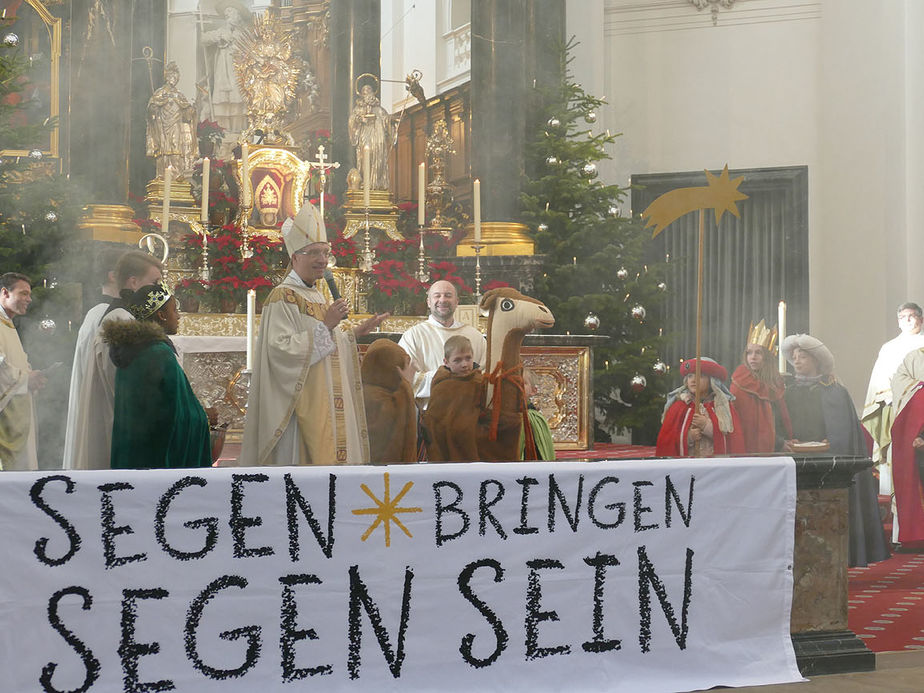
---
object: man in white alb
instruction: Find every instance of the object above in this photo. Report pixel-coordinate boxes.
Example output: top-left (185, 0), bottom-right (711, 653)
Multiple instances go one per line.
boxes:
top-left (398, 280), bottom-right (485, 409)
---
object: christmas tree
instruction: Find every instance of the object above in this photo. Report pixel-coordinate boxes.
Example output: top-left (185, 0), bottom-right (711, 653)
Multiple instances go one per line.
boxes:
top-left (521, 44), bottom-right (669, 444)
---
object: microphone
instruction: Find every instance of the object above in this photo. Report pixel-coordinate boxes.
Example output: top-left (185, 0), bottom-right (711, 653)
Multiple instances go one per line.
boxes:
top-left (323, 269), bottom-right (344, 308)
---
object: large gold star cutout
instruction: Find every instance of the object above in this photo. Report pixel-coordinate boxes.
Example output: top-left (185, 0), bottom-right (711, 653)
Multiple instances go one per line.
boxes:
top-left (352, 473), bottom-right (423, 547)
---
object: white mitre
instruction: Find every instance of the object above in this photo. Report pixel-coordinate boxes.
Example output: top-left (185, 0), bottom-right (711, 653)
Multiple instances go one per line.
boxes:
top-left (281, 202), bottom-right (327, 256)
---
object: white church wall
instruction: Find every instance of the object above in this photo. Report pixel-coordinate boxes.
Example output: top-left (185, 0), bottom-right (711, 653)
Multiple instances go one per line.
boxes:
top-left (570, 0), bottom-right (921, 406)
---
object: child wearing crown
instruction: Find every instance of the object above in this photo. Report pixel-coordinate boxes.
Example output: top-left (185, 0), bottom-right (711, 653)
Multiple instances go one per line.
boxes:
top-left (729, 320), bottom-right (793, 453)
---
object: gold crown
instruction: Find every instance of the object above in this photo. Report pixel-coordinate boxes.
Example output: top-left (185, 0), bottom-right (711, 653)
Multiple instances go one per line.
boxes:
top-left (127, 281), bottom-right (172, 321)
top-left (746, 319), bottom-right (778, 353)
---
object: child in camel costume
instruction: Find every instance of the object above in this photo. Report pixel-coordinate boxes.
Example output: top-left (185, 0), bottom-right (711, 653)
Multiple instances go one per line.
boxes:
top-left (423, 288), bottom-right (555, 462)
top-left (361, 339), bottom-right (417, 464)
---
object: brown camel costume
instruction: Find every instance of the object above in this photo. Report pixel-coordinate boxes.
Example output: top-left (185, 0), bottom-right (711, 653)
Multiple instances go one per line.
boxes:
top-left (423, 288), bottom-right (555, 461)
top-left (361, 339), bottom-right (417, 464)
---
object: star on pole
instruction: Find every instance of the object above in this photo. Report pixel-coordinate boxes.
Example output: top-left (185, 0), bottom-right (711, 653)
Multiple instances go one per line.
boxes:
top-left (352, 473), bottom-right (423, 547)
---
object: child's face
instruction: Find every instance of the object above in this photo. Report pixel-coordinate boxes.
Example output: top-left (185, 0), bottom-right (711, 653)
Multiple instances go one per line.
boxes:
top-left (445, 348), bottom-right (473, 375)
top-left (684, 373), bottom-right (711, 398)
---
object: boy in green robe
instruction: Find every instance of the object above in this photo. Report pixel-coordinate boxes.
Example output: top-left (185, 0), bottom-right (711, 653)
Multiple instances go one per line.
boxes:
top-left (101, 282), bottom-right (211, 469)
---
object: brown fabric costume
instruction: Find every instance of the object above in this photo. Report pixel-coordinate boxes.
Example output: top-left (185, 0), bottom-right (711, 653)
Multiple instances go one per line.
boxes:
top-left (361, 339), bottom-right (417, 464)
top-left (424, 367), bottom-right (485, 461)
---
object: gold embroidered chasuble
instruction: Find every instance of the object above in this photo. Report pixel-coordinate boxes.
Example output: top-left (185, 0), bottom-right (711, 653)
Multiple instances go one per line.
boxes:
top-left (240, 275), bottom-right (369, 466)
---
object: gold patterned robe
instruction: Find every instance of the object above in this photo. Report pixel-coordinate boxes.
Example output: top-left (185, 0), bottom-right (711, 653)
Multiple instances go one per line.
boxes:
top-left (239, 272), bottom-right (369, 466)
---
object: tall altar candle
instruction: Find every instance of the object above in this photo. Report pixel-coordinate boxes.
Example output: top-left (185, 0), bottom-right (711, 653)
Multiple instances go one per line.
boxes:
top-left (418, 162), bottom-right (426, 226)
top-left (778, 300), bottom-right (787, 373)
top-left (246, 289), bottom-right (256, 371)
top-left (162, 165), bottom-right (172, 233)
top-left (200, 157), bottom-right (210, 223)
top-left (363, 145), bottom-right (371, 209)
top-left (473, 179), bottom-right (481, 244)
top-left (241, 143), bottom-right (250, 207)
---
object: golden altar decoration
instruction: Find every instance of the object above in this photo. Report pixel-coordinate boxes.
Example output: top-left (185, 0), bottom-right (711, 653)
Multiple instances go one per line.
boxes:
top-left (456, 221), bottom-right (535, 256)
top-left (236, 145), bottom-right (312, 234)
top-left (341, 189), bottom-right (403, 242)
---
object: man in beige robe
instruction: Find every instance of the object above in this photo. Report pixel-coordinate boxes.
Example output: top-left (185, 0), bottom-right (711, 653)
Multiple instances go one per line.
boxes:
top-left (0, 273), bottom-right (47, 470)
top-left (240, 203), bottom-right (387, 466)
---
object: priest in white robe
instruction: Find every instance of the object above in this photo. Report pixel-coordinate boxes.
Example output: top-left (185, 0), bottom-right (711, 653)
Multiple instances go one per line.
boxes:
top-left (240, 203), bottom-right (387, 466)
top-left (862, 302), bottom-right (924, 496)
top-left (398, 279), bottom-right (485, 409)
top-left (65, 251), bottom-right (163, 470)
top-left (0, 273), bottom-right (46, 470)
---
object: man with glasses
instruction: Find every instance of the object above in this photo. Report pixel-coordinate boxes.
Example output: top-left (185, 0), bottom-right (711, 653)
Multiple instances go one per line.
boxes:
top-left (863, 302), bottom-right (924, 511)
top-left (240, 203), bottom-right (387, 466)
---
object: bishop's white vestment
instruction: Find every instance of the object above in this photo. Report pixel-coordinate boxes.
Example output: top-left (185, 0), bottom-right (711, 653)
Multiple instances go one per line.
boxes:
top-left (0, 307), bottom-right (37, 470)
top-left (240, 272), bottom-right (369, 466)
top-left (397, 316), bottom-right (485, 409)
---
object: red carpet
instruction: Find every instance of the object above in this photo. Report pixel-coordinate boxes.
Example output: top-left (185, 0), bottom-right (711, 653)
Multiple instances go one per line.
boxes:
top-left (848, 552), bottom-right (924, 652)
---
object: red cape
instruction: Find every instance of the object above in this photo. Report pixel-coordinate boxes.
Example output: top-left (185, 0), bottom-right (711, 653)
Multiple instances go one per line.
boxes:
top-left (729, 365), bottom-right (793, 453)
top-left (656, 398), bottom-right (746, 457)
top-left (890, 386), bottom-right (924, 544)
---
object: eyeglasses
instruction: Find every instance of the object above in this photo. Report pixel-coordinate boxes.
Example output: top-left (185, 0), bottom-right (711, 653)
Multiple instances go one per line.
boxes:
top-left (294, 247), bottom-right (331, 259)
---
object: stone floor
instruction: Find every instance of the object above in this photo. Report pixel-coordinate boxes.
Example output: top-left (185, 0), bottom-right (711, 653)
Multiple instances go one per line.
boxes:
top-left (728, 650), bottom-right (924, 692)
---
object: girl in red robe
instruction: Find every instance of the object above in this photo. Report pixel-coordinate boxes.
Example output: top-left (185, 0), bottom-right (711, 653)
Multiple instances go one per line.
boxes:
top-left (729, 320), bottom-right (793, 453)
top-left (656, 357), bottom-right (746, 457)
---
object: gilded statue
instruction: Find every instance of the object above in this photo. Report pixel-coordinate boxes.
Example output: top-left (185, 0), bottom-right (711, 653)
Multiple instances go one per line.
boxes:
top-left (233, 11), bottom-right (309, 145)
top-left (146, 61), bottom-right (197, 178)
top-left (348, 78), bottom-right (397, 190)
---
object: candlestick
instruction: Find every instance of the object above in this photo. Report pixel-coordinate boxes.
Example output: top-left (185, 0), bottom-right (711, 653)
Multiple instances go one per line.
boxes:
top-left (416, 230), bottom-right (429, 283)
top-left (473, 243), bottom-right (483, 303)
top-left (162, 165), bottom-right (172, 234)
top-left (473, 179), bottom-right (481, 244)
top-left (246, 290), bottom-right (256, 371)
top-left (363, 145), bottom-right (371, 209)
top-left (200, 157), bottom-right (210, 223)
top-left (241, 143), bottom-right (250, 207)
top-left (418, 162), bottom-right (426, 226)
top-left (778, 300), bottom-right (787, 373)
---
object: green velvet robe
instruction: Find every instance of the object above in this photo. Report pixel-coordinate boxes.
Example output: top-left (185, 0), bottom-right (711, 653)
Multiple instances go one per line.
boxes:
top-left (102, 319), bottom-right (211, 469)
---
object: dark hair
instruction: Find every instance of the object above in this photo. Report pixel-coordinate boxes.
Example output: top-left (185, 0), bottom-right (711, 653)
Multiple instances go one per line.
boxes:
top-left (897, 302), bottom-right (923, 318)
top-left (115, 251), bottom-right (163, 290)
top-left (0, 272), bottom-right (31, 292)
top-left (95, 248), bottom-right (126, 287)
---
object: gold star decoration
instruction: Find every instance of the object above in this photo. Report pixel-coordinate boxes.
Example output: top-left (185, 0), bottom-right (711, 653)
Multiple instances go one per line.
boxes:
top-left (642, 164), bottom-right (749, 237)
top-left (352, 473), bottom-right (423, 547)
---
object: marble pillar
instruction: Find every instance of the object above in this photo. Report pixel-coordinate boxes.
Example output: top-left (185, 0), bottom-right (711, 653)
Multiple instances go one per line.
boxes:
top-left (330, 0), bottom-right (381, 196)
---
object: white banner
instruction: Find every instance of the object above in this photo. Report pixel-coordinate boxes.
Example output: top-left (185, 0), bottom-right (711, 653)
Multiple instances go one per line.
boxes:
top-left (0, 458), bottom-right (802, 693)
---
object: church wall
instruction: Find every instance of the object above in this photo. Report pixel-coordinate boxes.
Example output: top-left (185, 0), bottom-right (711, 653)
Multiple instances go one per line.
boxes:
top-left (569, 0), bottom-right (920, 407)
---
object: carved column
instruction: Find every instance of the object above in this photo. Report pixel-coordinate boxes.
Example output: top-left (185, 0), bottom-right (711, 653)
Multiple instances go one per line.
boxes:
top-left (329, 0), bottom-right (381, 196)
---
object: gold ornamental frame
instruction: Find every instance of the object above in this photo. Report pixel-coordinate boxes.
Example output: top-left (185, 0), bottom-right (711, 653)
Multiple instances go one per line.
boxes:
top-left (0, 0), bottom-right (61, 159)
top-left (236, 145), bottom-right (312, 236)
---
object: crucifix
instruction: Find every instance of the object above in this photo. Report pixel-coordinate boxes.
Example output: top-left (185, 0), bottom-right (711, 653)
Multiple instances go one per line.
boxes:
top-left (305, 144), bottom-right (340, 221)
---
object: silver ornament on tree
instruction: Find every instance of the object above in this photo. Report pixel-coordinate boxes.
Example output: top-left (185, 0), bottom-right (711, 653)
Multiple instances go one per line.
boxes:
top-left (657, 281), bottom-right (667, 292)
top-left (545, 155), bottom-right (559, 166)
top-left (630, 374), bottom-right (647, 393)
top-left (608, 205), bottom-right (619, 217)
top-left (537, 223), bottom-right (548, 232)
top-left (39, 317), bottom-right (56, 335)
top-left (546, 117), bottom-right (561, 129)
top-left (652, 360), bottom-right (669, 375)
top-left (584, 312), bottom-right (600, 331)
top-left (581, 162), bottom-right (597, 178)
top-left (631, 304), bottom-right (646, 321)
top-left (44, 211), bottom-right (58, 223)
top-left (29, 149), bottom-right (43, 160)
top-left (616, 267), bottom-right (628, 280)
top-left (585, 111), bottom-right (597, 123)
top-left (3, 33), bottom-right (19, 48)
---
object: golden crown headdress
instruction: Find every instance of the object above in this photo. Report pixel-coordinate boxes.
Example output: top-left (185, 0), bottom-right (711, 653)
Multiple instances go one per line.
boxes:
top-left (127, 281), bottom-right (172, 321)
top-left (746, 319), bottom-right (778, 353)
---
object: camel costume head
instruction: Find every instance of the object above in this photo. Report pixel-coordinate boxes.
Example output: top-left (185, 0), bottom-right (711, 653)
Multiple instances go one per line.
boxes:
top-left (361, 339), bottom-right (417, 464)
top-left (423, 287), bottom-right (554, 462)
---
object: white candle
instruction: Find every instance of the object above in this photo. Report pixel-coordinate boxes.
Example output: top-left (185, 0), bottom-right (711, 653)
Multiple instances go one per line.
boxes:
top-left (778, 300), bottom-right (787, 373)
top-left (473, 179), bottom-right (481, 244)
top-left (246, 289), bottom-right (256, 371)
top-left (241, 143), bottom-right (250, 207)
top-left (162, 165), bottom-right (172, 234)
top-left (418, 162), bottom-right (426, 226)
top-left (363, 145), bottom-right (371, 208)
top-left (200, 157), bottom-right (210, 223)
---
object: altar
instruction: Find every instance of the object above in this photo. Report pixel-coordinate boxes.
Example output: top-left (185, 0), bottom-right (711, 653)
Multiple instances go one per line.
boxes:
top-left (174, 313), bottom-right (604, 451)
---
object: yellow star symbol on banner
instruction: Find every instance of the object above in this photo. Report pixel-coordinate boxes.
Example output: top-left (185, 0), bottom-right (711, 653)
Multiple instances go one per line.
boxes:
top-left (352, 473), bottom-right (422, 547)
